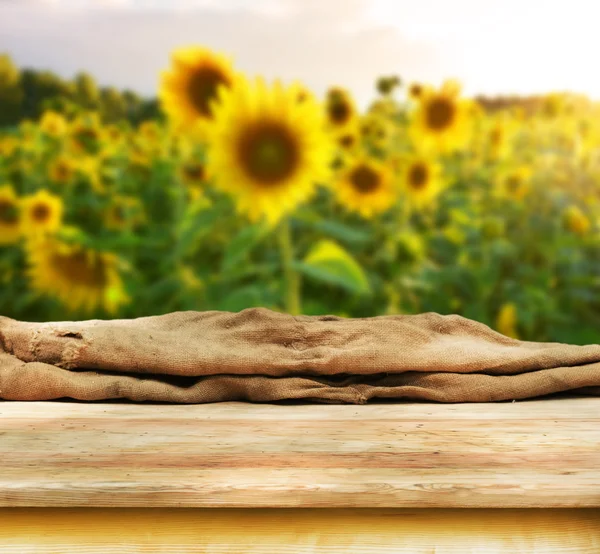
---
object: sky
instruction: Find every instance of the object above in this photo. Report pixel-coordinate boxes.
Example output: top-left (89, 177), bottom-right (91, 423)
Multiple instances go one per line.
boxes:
top-left (1, 0), bottom-right (600, 107)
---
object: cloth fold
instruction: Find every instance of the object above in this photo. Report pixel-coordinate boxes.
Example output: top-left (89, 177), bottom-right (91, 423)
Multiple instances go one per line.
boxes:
top-left (1, 307), bottom-right (600, 403)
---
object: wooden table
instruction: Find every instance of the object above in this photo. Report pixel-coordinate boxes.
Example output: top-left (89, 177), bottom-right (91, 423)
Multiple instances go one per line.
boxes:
top-left (1, 396), bottom-right (599, 552)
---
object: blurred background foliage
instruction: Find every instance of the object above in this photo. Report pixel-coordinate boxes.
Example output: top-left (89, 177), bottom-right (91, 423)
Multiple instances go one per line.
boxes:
top-left (0, 49), bottom-right (599, 345)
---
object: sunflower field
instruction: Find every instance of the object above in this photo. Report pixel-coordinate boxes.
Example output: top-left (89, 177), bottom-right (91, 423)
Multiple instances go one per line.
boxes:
top-left (1, 47), bottom-right (599, 344)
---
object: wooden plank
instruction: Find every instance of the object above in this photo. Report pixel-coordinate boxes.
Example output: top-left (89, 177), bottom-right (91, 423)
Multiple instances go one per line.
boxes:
top-left (1, 508), bottom-right (600, 553)
top-left (0, 398), bottom-right (599, 508)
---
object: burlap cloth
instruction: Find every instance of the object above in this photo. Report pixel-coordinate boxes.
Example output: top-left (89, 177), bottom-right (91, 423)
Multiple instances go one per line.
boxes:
top-left (1, 307), bottom-right (600, 403)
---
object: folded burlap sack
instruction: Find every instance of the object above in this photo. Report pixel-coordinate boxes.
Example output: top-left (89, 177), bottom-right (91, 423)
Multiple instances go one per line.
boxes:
top-left (1, 307), bottom-right (600, 403)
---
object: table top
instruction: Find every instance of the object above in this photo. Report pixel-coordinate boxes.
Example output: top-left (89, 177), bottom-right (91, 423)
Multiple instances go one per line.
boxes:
top-left (1, 396), bottom-right (599, 508)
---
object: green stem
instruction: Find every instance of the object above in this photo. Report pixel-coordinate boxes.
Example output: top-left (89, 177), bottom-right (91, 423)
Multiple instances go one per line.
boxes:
top-left (278, 218), bottom-right (301, 315)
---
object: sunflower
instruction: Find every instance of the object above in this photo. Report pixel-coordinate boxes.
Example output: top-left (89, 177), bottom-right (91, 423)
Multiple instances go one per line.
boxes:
top-left (104, 123), bottom-right (125, 144)
top-left (368, 97), bottom-right (399, 119)
top-left (25, 234), bottom-right (129, 314)
top-left (104, 196), bottom-right (146, 231)
top-left (496, 303), bottom-right (519, 339)
top-left (206, 76), bottom-right (333, 225)
top-left (178, 159), bottom-right (210, 201)
top-left (410, 86), bottom-right (472, 153)
top-left (325, 87), bottom-right (357, 131)
top-left (486, 116), bottom-right (516, 160)
top-left (21, 190), bottom-right (64, 236)
top-left (138, 120), bottom-right (161, 143)
top-left (159, 47), bottom-right (236, 134)
top-left (77, 155), bottom-right (105, 194)
top-left (408, 82), bottom-right (424, 101)
top-left (0, 136), bottom-right (19, 158)
top-left (39, 110), bottom-right (68, 138)
top-left (292, 81), bottom-right (315, 104)
top-left (563, 205), bottom-right (591, 236)
top-left (337, 130), bottom-right (359, 151)
top-left (69, 113), bottom-right (103, 155)
top-left (0, 185), bottom-right (21, 245)
top-left (440, 78), bottom-right (462, 97)
top-left (334, 157), bottom-right (396, 219)
top-left (48, 155), bottom-right (77, 184)
top-left (397, 154), bottom-right (445, 209)
top-left (496, 165), bottom-right (533, 201)
top-left (360, 113), bottom-right (393, 150)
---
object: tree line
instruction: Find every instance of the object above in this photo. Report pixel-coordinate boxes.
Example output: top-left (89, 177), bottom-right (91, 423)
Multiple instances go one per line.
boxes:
top-left (0, 53), bottom-right (161, 127)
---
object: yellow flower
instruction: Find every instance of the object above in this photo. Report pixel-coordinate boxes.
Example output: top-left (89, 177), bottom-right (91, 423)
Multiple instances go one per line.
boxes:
top-left (292, 81), bottom-right (316, 104)
top-left (76, 155), bottom-right (105, 193)
top-left (0, 185), bottom-right (21, 245)
top-left (48, 155), bottom-right (77, 184)
top-left (179, 159), bottom-right (208, 186)
top-left (21, 189), bottom-right (64, 236)
top-left (69, 112), bottom-right (103, 155)
top-left (360, 113), bottom-right (393, 150)
top-left (0, 136), bottom-right (19, 158)
top-left (407, 82), bottom-right (425, 101)
top-left (331, 118), bottom-right (361, 161)
top-left (177, 264), bottom-right (204, 291)
top-left (410, 85), bottom-right (472, 153)
top-left (440, 78), bottom-right (462, 97)
top-left (398, 153), bottom-right (445, 209)
top-left (159, 46), bottom-right (236, 134)
top-left (563, 205), bottom-right (591, 236)
top-left (25, 234), bottom-right (129, 314)
top-left (485, 115), bottom-right (517, 160)
top-left (325, 87), bottom-right (357, 131)
top-left (367, 97), bottom-right (398, 119)
top-left (496, 303), bottom-right (519, 339)
top-left (336, 128), bottom-right (360, 152)
top-left (105, 123), bottom-right (125, 144)
top-left (206, 76), bottom-right (333, 226)
top-left (334, 156), bottom-right (396, 219)
top-left (178, 159), bottom-right (210, 201)
top-left (39, 110), bottom-right (68, 137)
top-left (138, 120), bottom-right (161, 143)
top-left (496, 165), bottom-right (533, 201)
top-left (104, 195), bottom-right (146, 231)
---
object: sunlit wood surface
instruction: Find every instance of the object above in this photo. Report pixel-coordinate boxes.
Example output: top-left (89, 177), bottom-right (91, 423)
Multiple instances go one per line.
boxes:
top-left (0, 507), bottom-right (599, 553)
top-left (1, 397), bottom-right (599, 508)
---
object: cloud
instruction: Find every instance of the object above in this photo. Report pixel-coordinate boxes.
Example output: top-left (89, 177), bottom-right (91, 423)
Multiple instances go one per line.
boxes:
top-left (0, 0), bottom-right (442, 106)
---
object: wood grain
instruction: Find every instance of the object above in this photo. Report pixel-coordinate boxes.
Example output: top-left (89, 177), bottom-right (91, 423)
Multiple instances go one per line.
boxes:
top-left (1, 508), bottom-right (600, 553)
top-left (0, 508), bottom-right (600, 554)
top-left (0, 397), bottom-right (599, 508)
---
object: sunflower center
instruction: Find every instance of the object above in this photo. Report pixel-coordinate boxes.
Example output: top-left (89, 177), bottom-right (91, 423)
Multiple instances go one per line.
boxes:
top-left (187, 67), bottom-right (230, 118)
top-left (31, 203), bottom-right (51, 222)
top-left (408, 164), bottom-right (428, 190)
top-left (56, 162), bottom-right (70, 180)
top-left (490, 129), bottom-right (502, 148)
top-left (328, 100), bottom-right (351, 126)
top-left (426, 97), bottom-right (455, 130)
top-left (506, 176), bottom-right (521, 193)
top-left (75, 128), bottom-right (98, 145)
top-left (350, 165), bottom-right (380, 194)
top-left (339, 134), bottom-right (356, 149)
top-left (51, 250), bottom-right (108, 288)
top-left (111, 206), bottom-right (126, 222)
top-left (0, 200), bottom-right (18, 224)
top-left (237, 122), bottom-right (299, 185)
top-left (410, 84), bottom-right (423, 98)
top-left (183, 163), bottom-right (205, 181)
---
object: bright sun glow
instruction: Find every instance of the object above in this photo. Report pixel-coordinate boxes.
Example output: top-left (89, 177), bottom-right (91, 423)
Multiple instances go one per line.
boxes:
top-left (368, 0), bottom-right (600, 99)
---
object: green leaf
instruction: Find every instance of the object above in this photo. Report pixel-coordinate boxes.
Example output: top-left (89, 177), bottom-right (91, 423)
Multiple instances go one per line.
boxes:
top-left (221, 223), bottom-right (270, 273)
top-left (172, 203), bottom-right (219, 259)
top-left (295, 239), bottom-right (371, 295)
top-left (217, 285), bottom-right (269, 312)
top-left (295, 212), bottom-right (371, 244)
